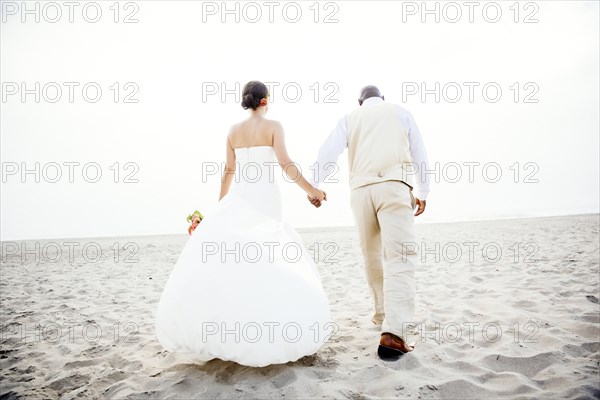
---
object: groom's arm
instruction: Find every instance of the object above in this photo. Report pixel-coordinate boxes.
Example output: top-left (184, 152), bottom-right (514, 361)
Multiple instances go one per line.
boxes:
top-left (310, 116), bottom-right (348, 188)
top-left (404, 111), bottom-right (430, 201)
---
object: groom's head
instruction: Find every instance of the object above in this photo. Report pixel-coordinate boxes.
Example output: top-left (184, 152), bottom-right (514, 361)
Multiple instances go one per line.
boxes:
top-left (358, 85), bottom-right (384, 106)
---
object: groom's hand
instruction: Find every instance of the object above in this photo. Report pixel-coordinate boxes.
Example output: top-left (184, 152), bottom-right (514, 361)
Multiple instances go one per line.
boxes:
top-left (307, 194), bottom-right (321, 208)
top-left (414, 198), bottom-right (426, 216)
top-left (307, 191), bottom-right (326, 208)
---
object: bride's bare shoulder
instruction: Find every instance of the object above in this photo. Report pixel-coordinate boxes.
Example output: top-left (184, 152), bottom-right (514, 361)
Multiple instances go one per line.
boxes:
top-left (226, 121), bottom-right (244, 137)
top-left (229, 120), bottom-right (244, 131)
top-left (264, 118), bottom-right (284, 131)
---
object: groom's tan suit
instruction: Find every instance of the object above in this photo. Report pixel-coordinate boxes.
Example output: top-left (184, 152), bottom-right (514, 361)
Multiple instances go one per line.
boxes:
top-left (312, 96), bottom-right (429, 342)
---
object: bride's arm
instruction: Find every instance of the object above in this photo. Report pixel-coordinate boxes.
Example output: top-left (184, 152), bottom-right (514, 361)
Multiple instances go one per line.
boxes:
top-left (272, 122), bottom-right (325, 201)
top-left (219, 135), bottom-right (236, 200)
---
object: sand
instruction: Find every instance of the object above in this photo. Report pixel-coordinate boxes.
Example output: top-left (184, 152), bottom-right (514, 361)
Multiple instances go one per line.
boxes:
top-left (1, 214), bottom-right (598, 399)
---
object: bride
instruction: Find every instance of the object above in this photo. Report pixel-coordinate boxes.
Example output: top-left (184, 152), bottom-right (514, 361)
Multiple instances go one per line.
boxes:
top-left (155, 80), bottom-right (333, 367)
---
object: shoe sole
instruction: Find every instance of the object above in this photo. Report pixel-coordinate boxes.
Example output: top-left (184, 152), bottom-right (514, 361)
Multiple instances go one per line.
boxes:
top-left (377, 344), bottom-right (407, 361)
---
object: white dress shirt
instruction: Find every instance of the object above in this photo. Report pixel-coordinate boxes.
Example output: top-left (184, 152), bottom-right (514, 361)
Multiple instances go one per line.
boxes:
top-left (310, 97), bottom-right (431, 200)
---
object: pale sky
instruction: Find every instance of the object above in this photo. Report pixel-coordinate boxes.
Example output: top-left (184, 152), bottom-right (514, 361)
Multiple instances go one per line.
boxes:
top-left (1, 0), bottom-right (599, 240)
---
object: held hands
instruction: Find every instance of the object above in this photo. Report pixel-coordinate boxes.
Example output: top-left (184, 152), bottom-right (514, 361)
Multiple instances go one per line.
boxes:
top-left (307, 188), bottom-right (327, 208)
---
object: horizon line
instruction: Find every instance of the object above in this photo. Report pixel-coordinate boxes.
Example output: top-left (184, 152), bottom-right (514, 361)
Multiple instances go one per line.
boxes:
top-left (1, 211), bottom-right (598, 243)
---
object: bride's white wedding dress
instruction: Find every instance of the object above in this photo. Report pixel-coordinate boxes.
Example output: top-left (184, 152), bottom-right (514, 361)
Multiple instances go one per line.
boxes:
top-left (155, 146), bottom-right (332, 367)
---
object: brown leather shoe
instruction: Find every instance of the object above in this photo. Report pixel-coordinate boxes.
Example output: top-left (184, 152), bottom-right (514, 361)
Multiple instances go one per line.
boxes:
top-left (378, 332), bottom-right (414, 361)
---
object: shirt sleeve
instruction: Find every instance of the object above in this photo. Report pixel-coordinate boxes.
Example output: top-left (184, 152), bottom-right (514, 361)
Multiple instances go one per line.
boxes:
top-left (405, 111), bottom-right (431, 200)
top-left (310, 116), bottom-right (348, 188)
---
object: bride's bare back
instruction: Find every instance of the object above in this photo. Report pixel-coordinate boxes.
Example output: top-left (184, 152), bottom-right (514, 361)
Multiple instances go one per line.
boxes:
top-left (228, 116), bottom-right (276, 149)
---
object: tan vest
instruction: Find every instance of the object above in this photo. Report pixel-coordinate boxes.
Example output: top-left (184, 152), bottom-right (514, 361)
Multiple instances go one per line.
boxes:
top-left (346, 101), bottom-right (414, 190)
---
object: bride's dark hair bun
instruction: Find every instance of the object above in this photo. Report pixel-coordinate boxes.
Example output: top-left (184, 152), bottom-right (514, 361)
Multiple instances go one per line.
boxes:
top-left (241, 81), bottom-right (268, 110)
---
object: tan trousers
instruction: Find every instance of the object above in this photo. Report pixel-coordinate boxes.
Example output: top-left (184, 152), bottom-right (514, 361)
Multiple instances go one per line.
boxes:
top-left (350, 180), bottom-right (417, 342)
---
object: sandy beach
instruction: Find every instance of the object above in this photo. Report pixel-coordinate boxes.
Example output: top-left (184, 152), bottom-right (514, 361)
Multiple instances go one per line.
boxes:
top-left (1, 214), bottom-right (598, 399)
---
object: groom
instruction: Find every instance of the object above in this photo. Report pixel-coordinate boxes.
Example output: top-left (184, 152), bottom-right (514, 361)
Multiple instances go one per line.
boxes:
top-left (308, 85), bottom-right (430, 360)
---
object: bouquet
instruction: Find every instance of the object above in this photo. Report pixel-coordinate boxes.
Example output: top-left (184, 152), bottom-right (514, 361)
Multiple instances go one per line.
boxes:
top-left (186, 210), bottom-right (204, 235)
